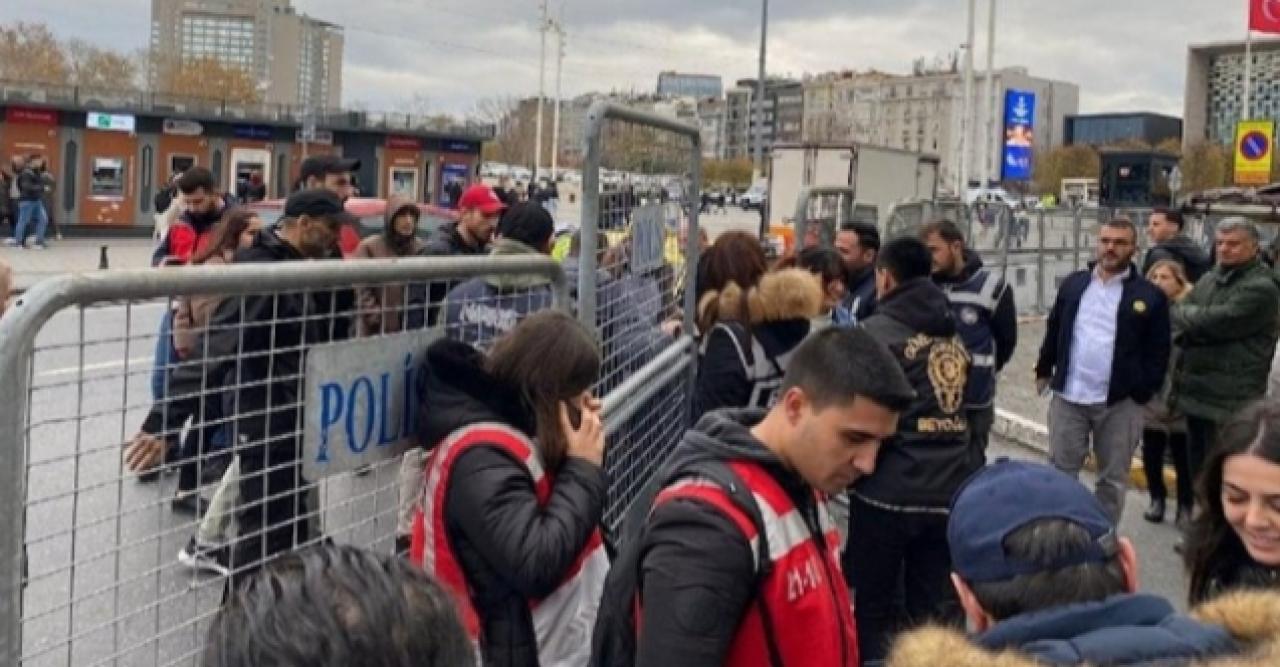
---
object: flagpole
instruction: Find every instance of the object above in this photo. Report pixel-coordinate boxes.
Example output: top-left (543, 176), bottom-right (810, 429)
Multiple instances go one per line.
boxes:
top-left (1245, 25), bottom-right (1253, 121)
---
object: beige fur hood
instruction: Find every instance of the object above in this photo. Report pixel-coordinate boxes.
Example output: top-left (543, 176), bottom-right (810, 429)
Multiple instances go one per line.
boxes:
top-left (887, 591), bottom-right (1280, 667)
top-left (697, 268), bottom-right (824, 330)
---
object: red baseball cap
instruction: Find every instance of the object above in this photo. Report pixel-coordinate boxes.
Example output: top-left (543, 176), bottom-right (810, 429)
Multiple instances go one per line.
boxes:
top-left (458, 184), bottom-right (507, 215)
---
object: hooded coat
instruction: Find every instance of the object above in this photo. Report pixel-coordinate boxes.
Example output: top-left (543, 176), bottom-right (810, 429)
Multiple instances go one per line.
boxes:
top-left (856, 277), bottom-right (976, 510)
top-left (437, 238), bottom-right (554, 349)
top-left (415, 339), bottom-right (606, 667)
top-left (593, 408), bottom-right (852, 667)
top-left (353, 197), bottom-right (426, 336)
top-left (887, 590), bottom-right (1280, 667)
top-left (1143, 234), bottom-right (1212, 284)
top-left (693, 268), bottom-right (824, 416)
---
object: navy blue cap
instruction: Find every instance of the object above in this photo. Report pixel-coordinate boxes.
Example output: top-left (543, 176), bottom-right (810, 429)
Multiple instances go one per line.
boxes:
top-left (284, 189), bottom-right (356, 225)
top-left (948, 459), bottom-right (1119, 584)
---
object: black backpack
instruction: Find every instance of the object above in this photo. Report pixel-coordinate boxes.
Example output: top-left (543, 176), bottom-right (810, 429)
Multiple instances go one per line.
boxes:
top-left (590, 457), bottom-right (785, 666)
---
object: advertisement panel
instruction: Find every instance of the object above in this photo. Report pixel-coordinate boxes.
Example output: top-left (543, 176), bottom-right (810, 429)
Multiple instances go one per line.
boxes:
top-left (86, 111), bottom-right (136, 133)
top-left (1234, 120), bottom-right (1275, 186)
top-left (1000, 89), bottom-right (1036, 181)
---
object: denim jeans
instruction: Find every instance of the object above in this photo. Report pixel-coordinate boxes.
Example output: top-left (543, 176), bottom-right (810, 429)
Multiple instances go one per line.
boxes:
top-left (14, 201), bottom-right (48, 246)
top-left (151, 310), bottom-right (176, 402)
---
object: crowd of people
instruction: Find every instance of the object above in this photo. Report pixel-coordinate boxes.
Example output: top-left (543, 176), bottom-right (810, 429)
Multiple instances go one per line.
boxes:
top-left (113, 166), bottom-right (1280, 667)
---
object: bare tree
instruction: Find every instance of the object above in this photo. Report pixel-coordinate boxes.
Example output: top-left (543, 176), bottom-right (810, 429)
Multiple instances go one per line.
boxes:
top-left (0, 22), bottom-right (71, 85)
top-left (66, 38), bottom-right (137, 90)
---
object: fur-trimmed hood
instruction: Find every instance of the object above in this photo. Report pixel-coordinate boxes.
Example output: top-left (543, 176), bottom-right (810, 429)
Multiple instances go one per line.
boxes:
top-left (887, 591), bottom-right (1280, 667)
top-left (697, 268), bottom-right (823, 330)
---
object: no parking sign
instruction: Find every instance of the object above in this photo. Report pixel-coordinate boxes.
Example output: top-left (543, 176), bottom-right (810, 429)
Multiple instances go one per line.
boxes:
top-left (1234, 120), bottom-right (1275, 186)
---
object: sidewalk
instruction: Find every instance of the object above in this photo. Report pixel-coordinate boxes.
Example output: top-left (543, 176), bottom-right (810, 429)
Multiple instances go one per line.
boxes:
top-left (1, 238), bottom-right (156, 292)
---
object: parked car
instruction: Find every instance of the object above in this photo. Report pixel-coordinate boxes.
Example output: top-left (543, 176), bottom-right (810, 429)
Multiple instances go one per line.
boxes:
top-left (246, 197), bottom-right (459, 257)
top-left (741, 184), bottom-right (768, 210)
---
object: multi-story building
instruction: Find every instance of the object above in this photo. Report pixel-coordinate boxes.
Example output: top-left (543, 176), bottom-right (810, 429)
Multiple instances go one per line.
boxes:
top-left (800, 66), bottom-right (1078, 192)
top-left (723, 78), bottom-right (804, 162)
top-left (150, 0), bottom-right (344, 110)
top-left (698, 98), bottom-right (727, 160)
top-left (657, 72), bottom-right (724, 100)
top-left (1065, 112), bottom-right (1183, 147)
top-left (1185, 39), bottom-right (1280, 147)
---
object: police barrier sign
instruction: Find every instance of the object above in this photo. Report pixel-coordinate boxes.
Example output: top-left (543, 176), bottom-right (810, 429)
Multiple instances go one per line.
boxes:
top-left (302, 330), bottom-right (440, 478)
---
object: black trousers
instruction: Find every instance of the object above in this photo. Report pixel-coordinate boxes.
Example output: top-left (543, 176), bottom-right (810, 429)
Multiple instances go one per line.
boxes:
top-left (845, 495), bottom-right (962, 664)
top-left (967, 405), bottom-right (995, 468)
top-left (231, 433), bottom-right (312, 588)
top-left (1186, 416), bottom-right (1219, 497)
top-left (1141, 428), bottom-right (1193, 509)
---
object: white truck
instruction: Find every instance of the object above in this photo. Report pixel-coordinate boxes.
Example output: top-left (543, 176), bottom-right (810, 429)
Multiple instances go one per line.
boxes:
top-left (766, 143), bottom-right (940, 233)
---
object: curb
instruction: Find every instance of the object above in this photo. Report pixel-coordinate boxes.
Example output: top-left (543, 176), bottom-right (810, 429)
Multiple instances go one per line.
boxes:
top-left (994, 407), bottom-right (1175, 493)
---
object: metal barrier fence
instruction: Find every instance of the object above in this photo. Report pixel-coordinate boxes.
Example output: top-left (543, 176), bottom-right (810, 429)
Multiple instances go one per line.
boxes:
top-left (0, 257), bottom-right (571, 665)
top-left (579, 101), bottom-right (701, 536)
top-left (882, 203), bottom-right (1209, 315)
top-left (0, 101), bottom-right (702, 665)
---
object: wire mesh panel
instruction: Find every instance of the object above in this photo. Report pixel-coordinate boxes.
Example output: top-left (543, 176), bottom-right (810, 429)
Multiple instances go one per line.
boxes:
top-left (0, 256), bottom-right (567, 666)
top-left (578, 101), bottom-right (701, 537)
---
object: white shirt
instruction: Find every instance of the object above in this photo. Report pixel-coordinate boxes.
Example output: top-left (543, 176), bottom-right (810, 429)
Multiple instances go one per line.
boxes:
top-left (1061, 267), bottom-right (1128, 405)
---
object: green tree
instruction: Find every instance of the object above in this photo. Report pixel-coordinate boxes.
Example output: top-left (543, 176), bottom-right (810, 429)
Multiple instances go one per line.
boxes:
top-left (1032, 145), bottom-right (1100, 195)
top-left (1179, 141), bottom-right (1232, 192)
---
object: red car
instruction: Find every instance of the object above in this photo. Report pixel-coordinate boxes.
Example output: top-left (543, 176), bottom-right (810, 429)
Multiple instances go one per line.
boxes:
top-left (246, 198), bottom-right (459, 257)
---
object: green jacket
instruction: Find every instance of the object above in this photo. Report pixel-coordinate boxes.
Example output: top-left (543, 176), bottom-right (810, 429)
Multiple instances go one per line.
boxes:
top-left (1172, 257), bottom-right (1280, 422)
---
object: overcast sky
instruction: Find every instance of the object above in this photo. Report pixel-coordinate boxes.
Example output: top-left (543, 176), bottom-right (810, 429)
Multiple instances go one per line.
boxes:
top-left (9, 0), bottom-right (1255, 117)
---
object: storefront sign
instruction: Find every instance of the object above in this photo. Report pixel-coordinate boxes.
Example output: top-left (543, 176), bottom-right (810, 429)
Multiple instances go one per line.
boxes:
top-left (163, 119), bottom-right (204, 136)
top-left (5, 107), bottom-right (57, 125)
top-left (444, 141), bottom-right (477, 153)
top-left (86, 112), bottom-right (136, 133)
top-left (233, 125), bottom-right (273, 140)
top-left (386, 135), bottom-right (423, 150)
top-left (297, 129), bottom-right (334, 145)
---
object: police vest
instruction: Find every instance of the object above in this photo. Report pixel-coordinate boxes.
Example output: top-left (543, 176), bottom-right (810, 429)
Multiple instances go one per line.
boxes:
top-left (410, 422), bottom-right (608, 666)
top-left (704, 322), bottom-right (794, 409)
top-left (647, 461), bottom-right (859, 667)
top-left (940, 269), bottom-right (1004, 408)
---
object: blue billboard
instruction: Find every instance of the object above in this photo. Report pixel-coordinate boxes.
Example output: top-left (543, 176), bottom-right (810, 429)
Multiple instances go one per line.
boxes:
top-left (1001, 89), bottom-right (1036, 181)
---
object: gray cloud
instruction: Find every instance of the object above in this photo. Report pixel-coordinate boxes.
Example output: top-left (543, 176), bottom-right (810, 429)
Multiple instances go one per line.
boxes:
top-left (5, 0), bottom-right (1254, 118)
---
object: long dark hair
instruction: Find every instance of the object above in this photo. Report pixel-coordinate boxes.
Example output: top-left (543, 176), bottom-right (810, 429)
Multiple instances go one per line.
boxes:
top-left (486, 311), bottom-right (601, 472)
top-left (1185, 400), bottom-right (1280, 603)
top-left (192, 208), bottom-right (260, 265)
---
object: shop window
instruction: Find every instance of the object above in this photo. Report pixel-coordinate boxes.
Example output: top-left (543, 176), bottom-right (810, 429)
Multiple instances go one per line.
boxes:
top-left (169, 154), bottom-right (196, 177)
top-left (390, 167), bottom-right (419, 200)
top-left (90, 157), bottom-right (126, 199)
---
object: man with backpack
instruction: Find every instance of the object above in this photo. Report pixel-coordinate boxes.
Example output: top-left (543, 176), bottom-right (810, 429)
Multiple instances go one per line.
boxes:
top-left (592, 327), bottom-right (914, 666)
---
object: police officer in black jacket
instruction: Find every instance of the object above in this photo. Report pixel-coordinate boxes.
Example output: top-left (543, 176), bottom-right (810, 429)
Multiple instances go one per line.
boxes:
top-left (847, 236), bottom-right (976, 663)
top-left (125, 190), bottom-right (357, 585)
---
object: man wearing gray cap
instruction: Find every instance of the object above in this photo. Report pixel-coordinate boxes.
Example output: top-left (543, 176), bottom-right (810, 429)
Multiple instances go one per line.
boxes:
top-left (1172, 217), bottom-right (1280, 499)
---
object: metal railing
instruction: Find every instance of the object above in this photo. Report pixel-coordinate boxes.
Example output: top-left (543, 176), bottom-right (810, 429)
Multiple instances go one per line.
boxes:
top-left (0, 79), bottom-right (496, 141)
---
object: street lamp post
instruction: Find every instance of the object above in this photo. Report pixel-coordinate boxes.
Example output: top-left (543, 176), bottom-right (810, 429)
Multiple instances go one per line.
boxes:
top-left (753, 0), bottom-right (768, 182)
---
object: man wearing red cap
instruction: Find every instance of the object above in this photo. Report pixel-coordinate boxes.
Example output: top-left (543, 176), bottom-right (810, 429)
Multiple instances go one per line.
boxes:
top-left (397, 183), bottom-right (507, 554)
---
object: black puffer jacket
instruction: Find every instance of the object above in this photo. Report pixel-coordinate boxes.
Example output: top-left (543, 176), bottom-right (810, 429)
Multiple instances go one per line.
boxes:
top-left (694, 269), bottom-right (823, 417)
top-left (1143, 234), bottom-right (1212, 283)
top-left (140, 229), bottom-right (353, 441)
top-left (417, 339), bottom-right (607, 667)
top-left (856, 277), bottom-right (976, 510)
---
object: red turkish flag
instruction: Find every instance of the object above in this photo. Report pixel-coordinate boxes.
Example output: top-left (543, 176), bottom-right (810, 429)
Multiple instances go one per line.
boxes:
top-left (1252, 0), bottom-right (1280, 34)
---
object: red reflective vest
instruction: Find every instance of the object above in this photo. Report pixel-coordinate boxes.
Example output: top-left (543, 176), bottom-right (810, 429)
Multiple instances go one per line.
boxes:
top-left (647, 460), bottom-right (858, 667)
top-left (409, 422), bottom-right (608, 665)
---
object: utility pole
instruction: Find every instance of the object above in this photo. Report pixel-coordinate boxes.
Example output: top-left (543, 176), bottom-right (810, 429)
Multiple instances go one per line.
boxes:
top-left (534, 0), bottom-right (548, 181)
top-left (753, 0), bottom-right (768, 182)
top-left (959, 0), bottom-right (976, 198)
top-left (552, 8), bottom-right (565, 181)
top-left (983, 0), bottom-right (997, 189)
